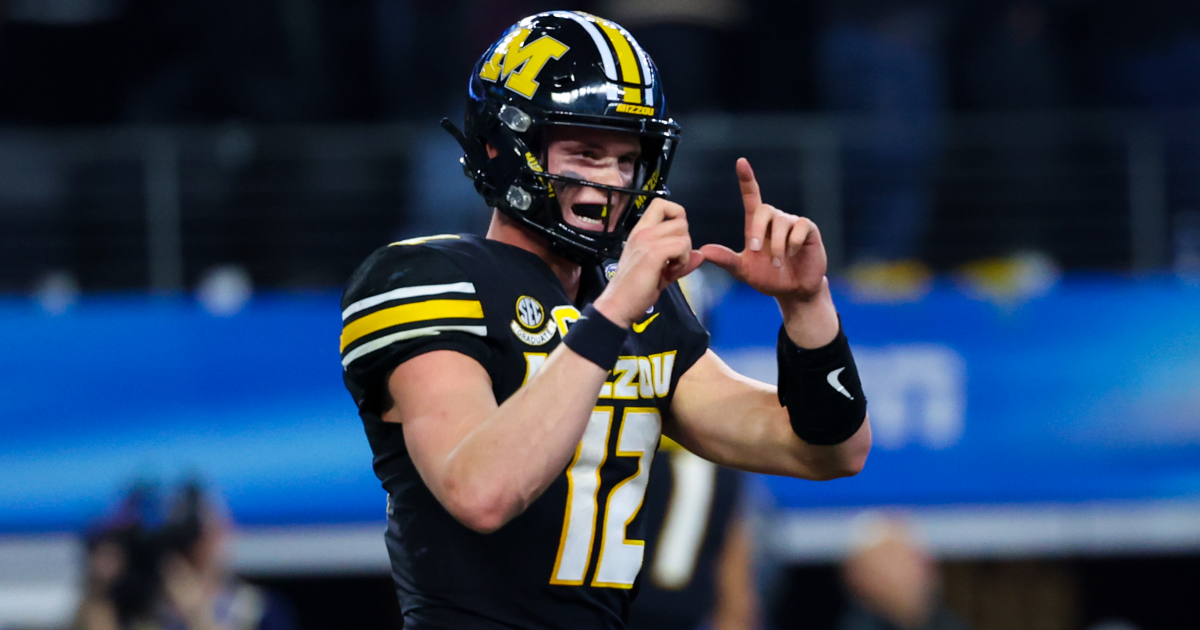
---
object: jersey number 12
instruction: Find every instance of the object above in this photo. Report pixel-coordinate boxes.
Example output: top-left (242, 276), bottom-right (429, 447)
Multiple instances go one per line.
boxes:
top-left (550, 407), bottom-right (660, 588)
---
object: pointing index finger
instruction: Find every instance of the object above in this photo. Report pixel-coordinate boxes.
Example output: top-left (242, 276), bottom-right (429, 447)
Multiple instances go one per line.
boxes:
top-left (737, 158), bottom-right (762, 219)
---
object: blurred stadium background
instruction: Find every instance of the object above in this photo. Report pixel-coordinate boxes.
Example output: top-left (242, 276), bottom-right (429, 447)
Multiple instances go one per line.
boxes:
top-left (1, 0), bottom-right (1199, 629)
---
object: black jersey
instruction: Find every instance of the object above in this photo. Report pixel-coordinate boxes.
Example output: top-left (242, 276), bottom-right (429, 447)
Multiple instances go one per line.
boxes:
top-left (340, 234), bottom-right (710, 630)
top-left (626, 439), bottom-right (744, 630)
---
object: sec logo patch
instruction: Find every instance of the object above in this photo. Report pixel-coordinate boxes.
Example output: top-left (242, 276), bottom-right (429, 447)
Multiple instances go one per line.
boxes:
top-left (511, 295), bottom-right (556, 346)
top-left (604, 263), bottom-right (618, 280)
top-left (515, 295), bottom-right (545, 330)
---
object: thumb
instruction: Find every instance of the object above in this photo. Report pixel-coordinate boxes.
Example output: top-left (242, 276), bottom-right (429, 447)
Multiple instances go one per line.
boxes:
top-left (699, 244), bottom-right (741, 276)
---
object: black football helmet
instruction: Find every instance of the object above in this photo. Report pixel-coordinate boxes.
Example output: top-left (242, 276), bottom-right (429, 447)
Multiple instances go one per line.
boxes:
top-left (442, 11), bottom-right (680, 266)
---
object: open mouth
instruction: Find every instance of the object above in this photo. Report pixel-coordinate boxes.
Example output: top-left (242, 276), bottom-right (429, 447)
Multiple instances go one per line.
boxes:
top-left (569, 203), bottom-right (608, 230)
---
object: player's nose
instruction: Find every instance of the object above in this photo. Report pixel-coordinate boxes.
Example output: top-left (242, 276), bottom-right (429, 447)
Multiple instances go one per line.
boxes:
top-left (583, 162), bottom-right (627, 189)
top-left (574, 183), bottom-right (609, 203)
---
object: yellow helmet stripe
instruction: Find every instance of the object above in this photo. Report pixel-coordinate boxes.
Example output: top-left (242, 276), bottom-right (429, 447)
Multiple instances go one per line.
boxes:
top-left (591, 18), bottom-right (642, 104)
top-left (340, 298), bottom-right (484, 351)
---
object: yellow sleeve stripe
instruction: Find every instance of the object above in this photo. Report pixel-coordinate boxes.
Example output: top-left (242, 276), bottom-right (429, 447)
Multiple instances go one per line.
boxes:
top-left (341, 325), bottom-right (487, 368)
top-left (340, 299), bottom-right (484, 352)
top-left (593, 19), bottom-right (642, 104)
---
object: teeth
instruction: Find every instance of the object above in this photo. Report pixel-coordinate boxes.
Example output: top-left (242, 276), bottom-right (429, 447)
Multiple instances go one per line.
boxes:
top-left (576, 216), bottom-right (603, 225)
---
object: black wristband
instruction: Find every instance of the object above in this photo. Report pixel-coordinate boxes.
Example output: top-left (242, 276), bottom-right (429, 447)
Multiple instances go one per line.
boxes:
top-left (564, 304), bottom-right (629, 370)
top-left (777, 322), bottom-right (867, 445)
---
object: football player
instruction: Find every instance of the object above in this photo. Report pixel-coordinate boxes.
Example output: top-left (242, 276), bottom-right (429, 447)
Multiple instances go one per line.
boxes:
top-left (340, 11), bottom-right (871, 630)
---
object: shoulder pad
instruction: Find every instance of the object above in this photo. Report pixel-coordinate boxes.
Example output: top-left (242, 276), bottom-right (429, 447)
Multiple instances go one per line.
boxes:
top-left (342, 237), bottom-right (469, 309)
top-left (340, 238), bottom-right (485, 369)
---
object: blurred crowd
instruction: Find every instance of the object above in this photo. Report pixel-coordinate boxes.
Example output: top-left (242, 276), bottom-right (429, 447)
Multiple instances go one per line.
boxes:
top-left (75, 482), bottom-right (295, 630)
top-left (73, 480), bottom-right (1010, 630)
top-left (2, 0), bottom-right (1200, 124)
top-left (2, 0), bottom-right (1200, 295)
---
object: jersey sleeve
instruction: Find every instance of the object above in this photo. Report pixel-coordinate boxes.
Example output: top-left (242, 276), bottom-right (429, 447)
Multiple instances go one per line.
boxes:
top-left (664, 281), bottom-right (711, 392)
top-left (340, 242), bottom-right (493, 413)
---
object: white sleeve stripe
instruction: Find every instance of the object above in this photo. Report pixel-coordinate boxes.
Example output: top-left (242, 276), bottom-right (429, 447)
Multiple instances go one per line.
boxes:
top-left (556, 11), bottom-right (618, 83)
top-left (341, 325), bottom-right (488, 368)
top-left (342, 282), bottom-right (476, 321)
top-left (632, 40), bottom-right (654, 105)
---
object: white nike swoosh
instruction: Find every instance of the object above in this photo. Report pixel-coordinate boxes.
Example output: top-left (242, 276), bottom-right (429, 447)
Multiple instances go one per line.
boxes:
top-left (827, 368), bottom-right (854, 400)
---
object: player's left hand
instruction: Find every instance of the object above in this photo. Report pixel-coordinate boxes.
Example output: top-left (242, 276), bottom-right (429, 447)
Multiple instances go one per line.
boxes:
top-left (700, 158), bottom-right (828, 303)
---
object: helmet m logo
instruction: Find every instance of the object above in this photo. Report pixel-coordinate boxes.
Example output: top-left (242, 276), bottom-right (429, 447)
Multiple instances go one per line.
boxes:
top-left (480, 28), bottom-right (569, 99)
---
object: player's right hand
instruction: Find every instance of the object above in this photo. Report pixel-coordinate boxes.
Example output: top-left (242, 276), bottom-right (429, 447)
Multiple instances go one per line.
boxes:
top-left (593, 198), bottom-right (704, 328)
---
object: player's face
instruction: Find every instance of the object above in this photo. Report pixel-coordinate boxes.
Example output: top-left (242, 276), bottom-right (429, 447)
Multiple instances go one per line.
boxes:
top-left (544, 126), bottom-right (641, 233)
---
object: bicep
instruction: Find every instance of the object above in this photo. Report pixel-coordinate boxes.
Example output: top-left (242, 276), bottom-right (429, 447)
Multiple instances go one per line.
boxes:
top-left (388, 350), bottom-right (497, 494)
top-left (666, 350), bottom-right (823, 478)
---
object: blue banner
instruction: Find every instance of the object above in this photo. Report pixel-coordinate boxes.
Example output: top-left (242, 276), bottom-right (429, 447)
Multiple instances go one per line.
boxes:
top-left (1, 276), bottom-right (1199, 533)
top-left (710, 277), bottom-right (1200, 510)
top-left (0, 295), bottom-right (376, 532)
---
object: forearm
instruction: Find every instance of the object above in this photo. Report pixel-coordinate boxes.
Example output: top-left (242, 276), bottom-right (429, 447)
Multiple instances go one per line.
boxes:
top-left (670, 351), bottom-right (869, 480)
top-left (671, 381), bottom-right (867, 479)
top-left (777, 278), bottom-right (839, 349)
top-left (435, 345), bottom-right (608, 531)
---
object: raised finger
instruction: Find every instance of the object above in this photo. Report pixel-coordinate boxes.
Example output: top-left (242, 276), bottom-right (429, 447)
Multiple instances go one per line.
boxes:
top-left (736, 158), bottom-right (762, 227)
top-left (770, 213), bottom-right (798, 265)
